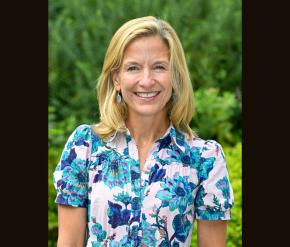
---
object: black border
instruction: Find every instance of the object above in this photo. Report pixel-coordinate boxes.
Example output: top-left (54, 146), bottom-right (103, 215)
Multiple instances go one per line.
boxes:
top-left (3, 0), bottom-right (48, 243)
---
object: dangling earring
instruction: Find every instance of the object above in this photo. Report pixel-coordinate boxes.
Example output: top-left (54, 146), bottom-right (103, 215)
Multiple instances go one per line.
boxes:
top-left (173, 93), bottom-right (177, 102)
top-left (116, 90), bottom-right (122, 103)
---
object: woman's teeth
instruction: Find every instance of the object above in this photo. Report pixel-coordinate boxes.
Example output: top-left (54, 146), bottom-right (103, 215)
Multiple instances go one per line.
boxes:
top-left (135, 92), bottom-right (159, 98)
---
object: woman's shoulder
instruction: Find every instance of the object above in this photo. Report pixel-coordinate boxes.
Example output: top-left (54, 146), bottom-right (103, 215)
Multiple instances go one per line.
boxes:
top-left (74, 124), bottom-right (92, 135)
top-left (67, 124), bottom-right (92, 143)
top-left (70, 124), bottom-right (103, 139)
top-left (55, 124), bottom-right (102, 172)
top-left (186, 135), bottom-right (224, 158)
top-left (72, 123), bottom-right (105, 142)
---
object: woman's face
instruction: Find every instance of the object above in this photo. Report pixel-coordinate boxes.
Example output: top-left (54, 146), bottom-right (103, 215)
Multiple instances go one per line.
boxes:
top-left (112, 35), bottom-right (172, 119)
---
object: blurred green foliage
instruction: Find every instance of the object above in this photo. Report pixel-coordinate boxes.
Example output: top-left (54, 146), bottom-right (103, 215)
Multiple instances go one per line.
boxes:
top-left (49, 0), bottom-right (241, 246)
top-left (192, 87), bottom-right (242, 146)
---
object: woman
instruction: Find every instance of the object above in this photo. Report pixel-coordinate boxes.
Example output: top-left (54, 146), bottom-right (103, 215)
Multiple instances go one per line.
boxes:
top-left (53, 16), bottom-right (234, 247)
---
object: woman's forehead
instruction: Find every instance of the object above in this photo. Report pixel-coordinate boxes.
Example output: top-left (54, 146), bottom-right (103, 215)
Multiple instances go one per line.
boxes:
top-left (122, 36), bottom-right (170, 63)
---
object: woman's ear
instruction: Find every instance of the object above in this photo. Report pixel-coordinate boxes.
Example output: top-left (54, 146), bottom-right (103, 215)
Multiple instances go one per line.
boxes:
top-left (111, 71), bottom-right (121, 91)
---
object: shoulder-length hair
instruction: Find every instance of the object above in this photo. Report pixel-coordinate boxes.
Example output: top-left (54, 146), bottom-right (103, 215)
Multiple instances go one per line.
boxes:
top-left (93, 16), bottom-right (197, 142)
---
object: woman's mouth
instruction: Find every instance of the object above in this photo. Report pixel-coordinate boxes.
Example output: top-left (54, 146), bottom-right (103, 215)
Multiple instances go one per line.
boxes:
top-left (134, 92), bottom-right (160, 98)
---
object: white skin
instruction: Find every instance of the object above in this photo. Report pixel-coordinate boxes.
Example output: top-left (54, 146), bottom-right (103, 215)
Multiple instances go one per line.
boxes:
top-left (57, 35), bottom-right (227, 247)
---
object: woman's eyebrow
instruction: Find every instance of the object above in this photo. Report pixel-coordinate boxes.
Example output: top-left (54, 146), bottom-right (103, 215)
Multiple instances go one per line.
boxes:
top-left (122, 61), bottom-right (140, 67)
top-left (122, 60), bottom-right (169, 67)
top-left (152, 60), bottom-right (169, 65)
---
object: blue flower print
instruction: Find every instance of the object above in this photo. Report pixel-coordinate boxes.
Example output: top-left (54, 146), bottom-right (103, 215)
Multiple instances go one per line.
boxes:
top-left (56, 157), bottom-right (88, 207)
top-left (118, 225), bottom-right (141, 247)
top-left (113, 191), bottom-right (132, 208)
top-left (156, 172), bottom-right (195, 214)
top-left (129, 197), bottom-right (141, 225)
top-left (171, 214), bottom-right (192, 243)
top-left (196, 206), bottom-right (226, 220)
top-left (123, 147), bottom-right (129, 156)
top-left (91, 241), bottom-right (102, 247)
top-left (129, 158), bottom-right (140, 182)
top-left (197, 157), bottom-right (216, 183)
top-left (216, 176), bottom-right (231, 210)
top-left (216, 176), bottom-right (230, 199)
top-left (131, 179), bottom-right (147, 205)
top-left (204, 140), bottom-right (226, 160)
top-left (107, 201), bottom-right (131, 229)
top-left (67, 187), bottom-right (88, 207)
top-left (87, 199), bottom-right (91, 222)
top-left (96, 154), bottom-right (107, 166)
top-left (164, 148), bottom-right (191, 166)
top-left (140, 216), bottom-right (158, 246)
top-left (56, 178), bottom-right (67, 190)
top-left (170, 127), bottom-right (185, 147)
top-left (130, 158), bottom-right (140, 182)
top-left (172, 240), bottom-right (180, 247)
top-left (159, 240), bottom-right (171, 247)
top-left (55, 193), bottom-right (68, 205)
top-left (213, 195), bottom-right (222, 211)
top-left (60, 148), bottom-right (77, 170)
top-left (62, 158), bottom-right (88, 196)
top-left (91, 131), bottom-right (104, 154)
top-left (93, 170), bottom-right (103, 183)
top-left (188, 145), bottom-right (203, 169)
top-left (130, 158), bottom-right (146, 201)
top-left (148, 164), bottom-right (166, 185)
top-left (55, 188), bottom-right (87, 207)
top-left (195, 185), bottom-right (207, 207)
top-left (164, 142), bottom-right (202, 168)
top-left (101, 151), bottom-right (130, 189)
top-left (126, 133), bottom-right (132, 141)
top-left (66, 140), bottom-right (74, 150)
top-left (196, 193), bottom-right (227, 220)
top-left (72, 125), bottom-right (91, 147)
top-left (91, 233), bottom-right (117, 247)
top-left (156, 134), bottom-right (172, 151)
top-left (91, 217), bottom-right (107, 242)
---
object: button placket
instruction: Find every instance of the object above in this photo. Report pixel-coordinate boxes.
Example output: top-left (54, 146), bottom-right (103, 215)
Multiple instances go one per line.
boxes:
top-left (138, 143), bottom-right (159, 236)
top-left (127, 138), bottom-right (143, 242)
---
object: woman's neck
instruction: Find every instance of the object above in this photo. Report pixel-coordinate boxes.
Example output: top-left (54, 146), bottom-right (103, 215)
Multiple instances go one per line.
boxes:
top-left (125, 111), bottom-right (169, 148)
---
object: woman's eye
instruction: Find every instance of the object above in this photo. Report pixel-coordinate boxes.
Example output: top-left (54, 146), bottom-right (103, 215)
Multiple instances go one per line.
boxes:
top-left (128, 66), bottom-right (137, 71)
top-left (155, 65), bottom-right (165, 70)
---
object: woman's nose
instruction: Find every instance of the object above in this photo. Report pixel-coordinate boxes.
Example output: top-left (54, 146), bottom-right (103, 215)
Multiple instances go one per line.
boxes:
top-left (139, 68), bottom-right (155, 87)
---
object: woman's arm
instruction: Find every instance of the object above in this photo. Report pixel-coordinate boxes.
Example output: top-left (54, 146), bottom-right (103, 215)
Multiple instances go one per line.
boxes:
top-left (57, 204), bottom-right (87, 247)
top-left (196, 220), bottom-right (227, 247)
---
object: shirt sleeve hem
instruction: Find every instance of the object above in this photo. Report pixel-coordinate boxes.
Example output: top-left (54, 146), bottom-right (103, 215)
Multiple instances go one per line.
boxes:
top-left (55, 193), bottom-right (87, 208)
top-left (194, 208), bottom-right (232, 220)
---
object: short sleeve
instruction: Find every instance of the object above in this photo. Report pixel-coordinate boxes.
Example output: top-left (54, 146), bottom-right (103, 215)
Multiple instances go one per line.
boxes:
top-left (53, 125), bottom-right (92, 208)
top-left (194, 140), bottom-right (234, 220)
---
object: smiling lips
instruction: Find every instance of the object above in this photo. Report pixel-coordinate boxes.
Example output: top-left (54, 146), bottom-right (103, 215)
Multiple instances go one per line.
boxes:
top-left (134, 92), bottom-right (160, 98)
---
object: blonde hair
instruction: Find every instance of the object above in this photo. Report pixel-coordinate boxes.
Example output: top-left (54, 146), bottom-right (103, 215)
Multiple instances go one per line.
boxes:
top-left (93, 16), bottom-right (197, 142)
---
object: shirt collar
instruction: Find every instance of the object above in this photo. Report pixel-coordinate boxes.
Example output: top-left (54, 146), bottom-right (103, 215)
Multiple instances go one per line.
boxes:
top-left (168, 122), bottom-right (186, 153)
top-left (107, 121), bottom-right (125, 143)
top-left (108, 121), bottom-right (186, 153)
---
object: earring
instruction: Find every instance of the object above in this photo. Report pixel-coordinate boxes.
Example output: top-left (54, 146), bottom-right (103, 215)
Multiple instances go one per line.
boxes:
top-left (116, 91), bottom-right (121, 103)
top-left (173, 93), bottom-right (177, 102)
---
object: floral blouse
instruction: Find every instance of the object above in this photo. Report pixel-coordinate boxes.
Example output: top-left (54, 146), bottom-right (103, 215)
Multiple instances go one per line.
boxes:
top-left (53, 123), bottom-right (234, 247)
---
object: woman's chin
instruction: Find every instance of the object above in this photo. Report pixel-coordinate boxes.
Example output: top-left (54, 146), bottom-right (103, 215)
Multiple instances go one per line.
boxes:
top-left (128, 106), bottom-right (166, 118)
